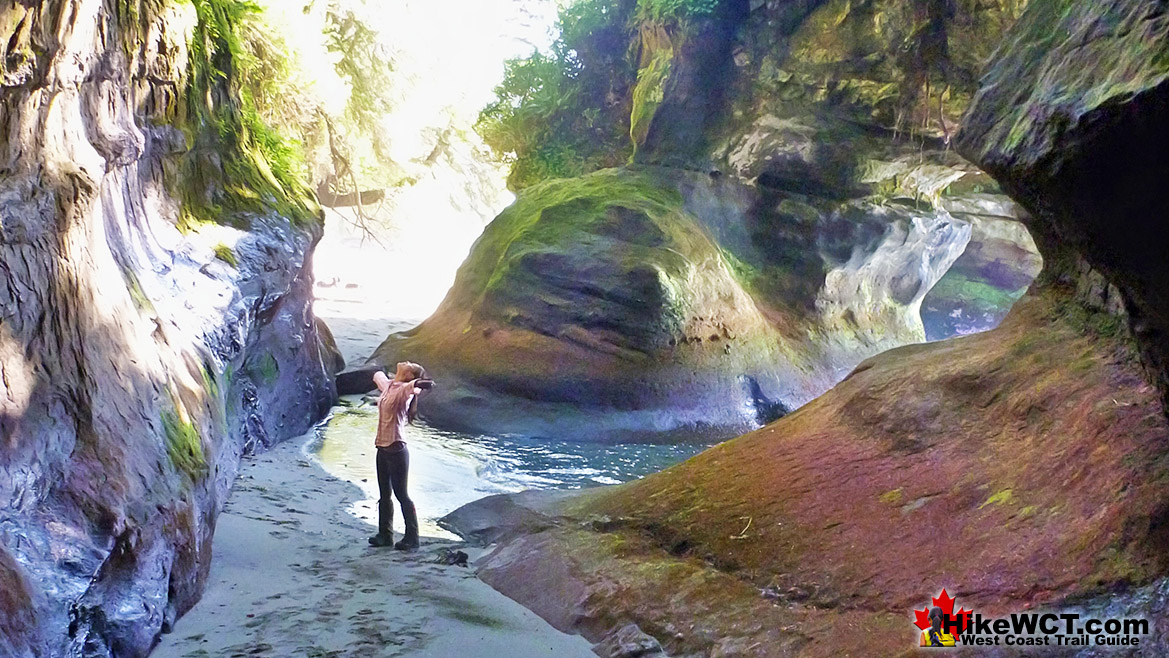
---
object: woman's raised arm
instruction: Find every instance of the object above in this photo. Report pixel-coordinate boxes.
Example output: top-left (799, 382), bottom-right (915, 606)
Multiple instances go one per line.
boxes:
top-left (373, 370), bottom-right (392, 393)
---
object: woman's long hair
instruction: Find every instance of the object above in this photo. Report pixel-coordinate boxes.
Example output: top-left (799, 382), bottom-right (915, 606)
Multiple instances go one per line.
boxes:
top-left (403, 362), bottom-right (427, 424)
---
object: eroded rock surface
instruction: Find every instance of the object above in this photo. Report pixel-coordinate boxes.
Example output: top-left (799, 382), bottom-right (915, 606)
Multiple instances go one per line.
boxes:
top-left (922, 197), bottom-right (1043, 339)
top-left (374, 167), bottom-right (976, 441)
top-left (376, 0), bottom-right (1041, 441)
top-left (957, 0), bottom-right (1169, 408)
top-left (439, 2), bottom-right (1169, 655)
top-left (446, 289), bottom-right (1169, 657)
top-left (0, 3), bottom-right (333, 656)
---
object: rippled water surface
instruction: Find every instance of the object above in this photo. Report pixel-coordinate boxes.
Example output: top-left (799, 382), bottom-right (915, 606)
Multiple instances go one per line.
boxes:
top-left (310, 401), bottom-right (711, 539)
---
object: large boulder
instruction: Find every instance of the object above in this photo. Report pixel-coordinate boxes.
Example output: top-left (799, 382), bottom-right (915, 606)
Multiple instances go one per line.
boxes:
top-left (443, 2), bottom-right (1169, 655)
top-left (373, 167), bottom-right (975, 441)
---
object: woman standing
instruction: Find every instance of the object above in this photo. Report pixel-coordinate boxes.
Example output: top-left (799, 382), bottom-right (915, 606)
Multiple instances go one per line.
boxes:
top-left (368, 361), bottom-right (432, 550)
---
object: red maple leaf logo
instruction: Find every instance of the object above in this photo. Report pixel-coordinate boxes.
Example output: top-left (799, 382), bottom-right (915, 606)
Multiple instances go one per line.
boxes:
top-left (913, 589), bottom-right (972, 635)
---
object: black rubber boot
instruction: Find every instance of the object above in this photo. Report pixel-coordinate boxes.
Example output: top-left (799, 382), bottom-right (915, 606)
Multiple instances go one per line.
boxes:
top-left (394, 502), bottom-right (419, 551)
top-left (368, 533), bottom-right (393, 547)
top-left (393, 537), bottom-right (419, 551)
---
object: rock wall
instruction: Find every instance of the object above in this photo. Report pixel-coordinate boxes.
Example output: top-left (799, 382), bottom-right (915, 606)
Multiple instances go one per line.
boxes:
top-left (956, 0), bottom-right (1169, 408)
top-left (0, 2), bottom-right (334, 656)
top-left (372, 0), bottom-right (1042, 441)
top-left (446, 286), bottom-right (1169, 657)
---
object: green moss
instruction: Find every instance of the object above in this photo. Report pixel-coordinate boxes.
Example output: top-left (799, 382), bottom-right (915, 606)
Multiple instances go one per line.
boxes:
top-left (175, 0), bottom-right (318, 228)
top-left (718, 248), bottom-right (759, 284)
top-left (201, 361), bottom-right (220, 399)
top-left (457, 168), bottom-right (687, 301)
top-left (1055, 298), bottom-right (1125, 339)
top-left (980, 488), bottom-right (1014, 509)
top-left (213, 243), bottom-right (239, 267)
top-left (778, 0), bottom-right (1008, 139)
top-left (629, 43), bottom-right (673, 154)
top-left (928, 273), bottom-right (1027, 311)
top-left (256, 353), bottom-right (279, 385)
top-left (878, 488), bottom-right (903, 504)
top-left (162, 409), bottom-right (207, 481)
top-left (124, 270), bottom-right (156, 315)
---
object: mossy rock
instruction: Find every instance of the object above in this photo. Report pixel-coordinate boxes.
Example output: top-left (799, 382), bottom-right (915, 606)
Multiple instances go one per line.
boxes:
top-left (374, 167), bottom-right (978, 441)
top-left (557, 286), bottom-right (1169, 655)
top-left (957, 0), bottom-right (1169, 406)
top-left (375, 168), bottom-right (799, 440)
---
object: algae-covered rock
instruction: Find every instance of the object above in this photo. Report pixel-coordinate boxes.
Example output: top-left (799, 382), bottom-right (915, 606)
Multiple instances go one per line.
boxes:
top-left (630, 4), bottom-right (747, 166)
top-left (374, 167), bottom-right (973, 441)
top-left (957, 0), bottom-right (1169, 406)
top-left (451, 288), bottom-right (1169, 656)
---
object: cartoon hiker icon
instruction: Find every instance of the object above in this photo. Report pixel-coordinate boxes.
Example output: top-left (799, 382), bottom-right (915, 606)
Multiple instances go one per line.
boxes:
top-left (920, 606), bottom-right (957, 647)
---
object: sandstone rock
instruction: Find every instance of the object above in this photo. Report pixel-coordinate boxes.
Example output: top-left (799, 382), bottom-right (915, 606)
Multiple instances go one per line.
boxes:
top-left (335, 365), bottom-right (383, 396)
top-left (314, 316), bottom-right (347, 375)
top-left (454, 289), bottom-right (1169, 656)
top-left (957, 0), bottom-right (1169, 405)
top-left (0, 2), bottom-right (333, 655)
top-left (374, 166), bottom-right (975, 441)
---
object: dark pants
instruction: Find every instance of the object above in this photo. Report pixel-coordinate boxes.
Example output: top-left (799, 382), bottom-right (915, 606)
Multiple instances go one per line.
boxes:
top-left (375, 442), bottom-right (418, 542)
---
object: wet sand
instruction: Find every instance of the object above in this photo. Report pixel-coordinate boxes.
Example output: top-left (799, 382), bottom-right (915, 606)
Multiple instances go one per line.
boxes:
top-left (150, 433), bottom-right (596, 658)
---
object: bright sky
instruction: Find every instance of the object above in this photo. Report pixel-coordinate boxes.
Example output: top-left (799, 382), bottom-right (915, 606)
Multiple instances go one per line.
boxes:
top-left (283, 0), bottom-right (559, 323)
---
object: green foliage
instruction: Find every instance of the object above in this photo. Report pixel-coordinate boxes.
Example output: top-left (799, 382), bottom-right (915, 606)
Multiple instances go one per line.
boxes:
top-left (323, 5), bottom-right (395, 164)
top-left (177, 0), bottom-right (317, 228)
top-left (213, 243), bottom-right (239, 267)
top-left (310, 0), bottom-right (413, 207)
top-left (476, 0), bottom-right (639, 190)
top-left (162, 410), bottom-right (207, 481)
top-left (635, 0), bottom-right (718, 22)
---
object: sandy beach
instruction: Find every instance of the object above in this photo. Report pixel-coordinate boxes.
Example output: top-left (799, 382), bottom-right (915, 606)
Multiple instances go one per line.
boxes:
top-left (151, 289), bottom-right (596, 657)
top-left (150, 433), bottom-right (596, 658)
